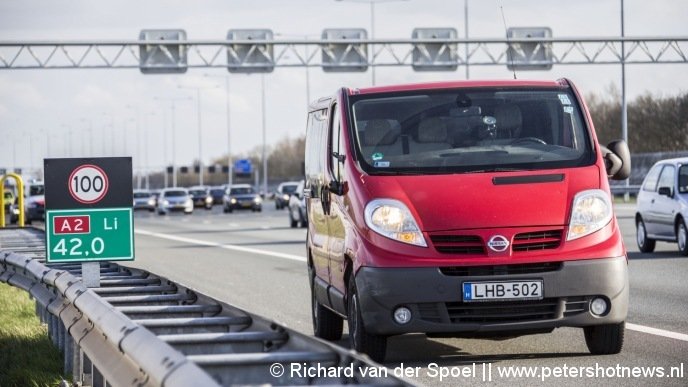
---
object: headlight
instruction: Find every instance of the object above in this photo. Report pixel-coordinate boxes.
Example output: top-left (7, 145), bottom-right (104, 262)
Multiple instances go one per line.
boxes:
top-left (148, 199), bottom-right (155, 206)
top-left (364, 199), bottom-right (427, 247)
top-left (254, 197), bottom-right (262, 204)
top-left (185, 198), bottom-right (193, 206)
top-left (282, 194), bottom-right (290, 201)
top-left (567, 189), bottom-right (613, 241)
top-left (230, 198), bottom-right (237, 204)
top-left (205, 196), bottom-right (212, 203)
top-left (163, 200), bottom-right (170, 206)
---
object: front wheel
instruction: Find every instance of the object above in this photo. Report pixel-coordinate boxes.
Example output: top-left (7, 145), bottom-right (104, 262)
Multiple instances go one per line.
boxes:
top-left (636, 218), bottom-right (656, 253)
top-left (584, 322), bottom-right (625, 355)
top-left (677, 220), bottom-right (688, 256)
top-left (347, 276), bottom-right (387, 362)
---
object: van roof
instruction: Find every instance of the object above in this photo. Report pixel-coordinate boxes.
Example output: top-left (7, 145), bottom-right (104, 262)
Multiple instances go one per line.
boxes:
top-left (348, 79), bottom-right (568, 96)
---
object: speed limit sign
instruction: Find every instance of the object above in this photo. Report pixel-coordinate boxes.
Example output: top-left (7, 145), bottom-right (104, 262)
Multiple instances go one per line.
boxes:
top-left (44, 157), bottom-right (133, 263)
top-left (68, 164), bottom-right (110, 204)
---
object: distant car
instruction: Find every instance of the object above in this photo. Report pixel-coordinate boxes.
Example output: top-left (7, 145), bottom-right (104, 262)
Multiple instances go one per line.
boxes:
top-left (209, 186), bottom-right (227, 206)
top-left (636, 157), bottom-right (688, 255)
top-left (10, 195), bottom-right (45, 224)
top-left (288, 180), bottom-right (307, 228)
top-left (157, 188), bottom-right (193, 215)
top-left (188, 186), bottom-right (213, 209)
top-left (9, 182), bottom-right (45, 224)
top-left (3, 189), bottom-right (14, 211)
top-left (275, 181), bottom-right (300, 209)
top-left (133, 189), bottom-right (156, 212)
top-left (150, 189), bottom-right (161, 206)
top-left (223, 184), bottom-right (262, 213)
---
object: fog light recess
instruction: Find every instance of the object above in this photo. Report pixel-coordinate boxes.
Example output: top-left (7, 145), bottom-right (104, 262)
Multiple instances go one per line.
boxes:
top-left (393, 307), bottom-right (412, 325)
top-left (590, 297), bottom-right (609, 316)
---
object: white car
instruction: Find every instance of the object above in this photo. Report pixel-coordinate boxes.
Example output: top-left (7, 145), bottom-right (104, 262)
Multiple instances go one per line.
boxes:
top-left (636, 157), bottom-right (688, 255)
top-left (157, 188), bottom-right (194, 215)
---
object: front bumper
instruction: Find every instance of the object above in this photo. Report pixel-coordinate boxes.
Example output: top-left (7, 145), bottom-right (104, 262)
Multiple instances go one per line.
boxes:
top-left (355, 256), bottom-right (628, 336)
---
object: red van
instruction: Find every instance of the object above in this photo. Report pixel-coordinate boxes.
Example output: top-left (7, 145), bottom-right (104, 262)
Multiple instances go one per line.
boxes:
top-left (304, 79), bottom-right (631, 362)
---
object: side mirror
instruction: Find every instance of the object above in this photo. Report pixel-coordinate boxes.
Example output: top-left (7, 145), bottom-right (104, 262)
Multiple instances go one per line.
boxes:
top-left (602, 140), bottom-right (631, 180)
top-left (658, 186), bottom-right (673, 197)
top-left (328, 180), bottom-right (345, 196)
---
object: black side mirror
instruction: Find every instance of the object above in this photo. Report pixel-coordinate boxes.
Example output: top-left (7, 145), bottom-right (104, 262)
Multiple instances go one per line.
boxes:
top-left (658, 186), bottom-right (673, 197)
top-left (328, 180), bottom-right (345, 196)
top-left (602, 140), bottom-right (631, 180)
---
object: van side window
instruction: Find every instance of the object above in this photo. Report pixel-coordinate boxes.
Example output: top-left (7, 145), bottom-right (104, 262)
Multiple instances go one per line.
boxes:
top-left (642, 165), bottom-right (662, 192)
top-left (330, 104), bottom-right (345, 181)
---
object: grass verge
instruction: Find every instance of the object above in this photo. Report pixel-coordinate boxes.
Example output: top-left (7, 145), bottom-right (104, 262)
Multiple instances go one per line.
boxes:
top-left (0, 282), bottom-right (66, 387)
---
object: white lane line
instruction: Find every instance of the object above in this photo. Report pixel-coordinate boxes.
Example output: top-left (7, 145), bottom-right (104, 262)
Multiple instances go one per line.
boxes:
top-left (135, 228), bottom-right (306, 262)
top-left (627, 323), bottom-right (688, 342)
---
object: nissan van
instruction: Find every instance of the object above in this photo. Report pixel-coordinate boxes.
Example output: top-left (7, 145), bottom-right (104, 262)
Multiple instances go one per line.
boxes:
top-left (304, 79), bottom-right (631, 362)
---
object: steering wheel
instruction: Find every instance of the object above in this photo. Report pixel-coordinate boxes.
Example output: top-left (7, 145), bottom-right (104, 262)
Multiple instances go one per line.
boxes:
top-left (511, 137), bottom-right (547, 145)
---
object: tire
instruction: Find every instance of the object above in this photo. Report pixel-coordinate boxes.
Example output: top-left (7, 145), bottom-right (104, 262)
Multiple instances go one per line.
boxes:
top-left (158, 211), bottom-right (165, 216)
top-left (677, 220), bottom-right (688, 256)
top-left (347, 275), bottom-right (387, 362)
top-left (584, 322), bottom-right (625, 355)
top-left (290, 212), bottom-right (298, 228)
top-left (636, 218), bottom-right (656, 253)
top-left (310, 267), bottom-right (343, 341)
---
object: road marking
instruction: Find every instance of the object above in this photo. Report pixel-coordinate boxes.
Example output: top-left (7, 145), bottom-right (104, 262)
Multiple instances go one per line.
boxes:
top-left (135, 228), bottom-right (306, 262)
top-left (627, 323), bottom-right (688, 342)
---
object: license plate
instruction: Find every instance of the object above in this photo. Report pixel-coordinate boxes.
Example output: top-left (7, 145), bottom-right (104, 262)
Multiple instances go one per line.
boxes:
top-left (463, 280), bottom-right (543, 302)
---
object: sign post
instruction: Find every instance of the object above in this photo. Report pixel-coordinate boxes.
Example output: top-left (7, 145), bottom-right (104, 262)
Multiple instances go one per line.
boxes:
top-left (44, 158), bottom-right (134, 287)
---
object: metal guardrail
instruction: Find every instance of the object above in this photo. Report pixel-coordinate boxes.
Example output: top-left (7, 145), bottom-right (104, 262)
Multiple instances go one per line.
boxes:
top-left (0, 227), bottom-right (410, 387)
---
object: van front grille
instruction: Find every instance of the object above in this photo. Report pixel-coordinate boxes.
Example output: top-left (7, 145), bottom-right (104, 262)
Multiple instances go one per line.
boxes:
top-left (512, 230), bottom-right (562, 252)
top-left (429, 234), bottom-right (485, 255)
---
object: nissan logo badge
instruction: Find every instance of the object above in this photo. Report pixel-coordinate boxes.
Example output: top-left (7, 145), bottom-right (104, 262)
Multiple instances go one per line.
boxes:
top-left (487, 235), bottom-right (510, 252)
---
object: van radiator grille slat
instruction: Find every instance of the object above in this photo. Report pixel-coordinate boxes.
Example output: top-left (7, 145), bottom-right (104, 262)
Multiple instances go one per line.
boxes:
top-left (512, 230), bottom-right (562, 252)
top-left (429, 234), bottom-right (485, 255)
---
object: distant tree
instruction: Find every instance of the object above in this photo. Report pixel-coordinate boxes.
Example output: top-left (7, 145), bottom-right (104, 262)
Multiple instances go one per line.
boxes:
top-left (587, 86), bottom-right (688, 152)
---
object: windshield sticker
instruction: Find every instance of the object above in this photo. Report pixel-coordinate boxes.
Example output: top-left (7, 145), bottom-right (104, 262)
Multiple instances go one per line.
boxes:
top-left (563, 106), bottom-right (574, 114)
top-left (374, 161), bottom-right (390, 168)
top-left (558, 94), bottom-right (572, 105)
top-left (372, 152), bottom-right (384, 161)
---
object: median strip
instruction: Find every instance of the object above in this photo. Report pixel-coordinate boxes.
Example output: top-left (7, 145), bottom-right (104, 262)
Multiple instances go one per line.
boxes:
top-left (135, 228), bottom-right (306, 262)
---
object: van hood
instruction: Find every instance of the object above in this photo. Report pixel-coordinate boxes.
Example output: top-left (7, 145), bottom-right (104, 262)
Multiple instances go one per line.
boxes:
top-left (361, 167), bottom-right (600, 232)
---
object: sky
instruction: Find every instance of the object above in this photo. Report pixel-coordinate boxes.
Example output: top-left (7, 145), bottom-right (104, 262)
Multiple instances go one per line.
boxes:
top-left (0, 0), bottom-right (687, 178)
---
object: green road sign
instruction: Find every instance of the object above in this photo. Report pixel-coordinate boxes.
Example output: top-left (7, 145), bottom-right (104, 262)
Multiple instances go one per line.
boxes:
top-left (46, 208), bottom-right (134, 262)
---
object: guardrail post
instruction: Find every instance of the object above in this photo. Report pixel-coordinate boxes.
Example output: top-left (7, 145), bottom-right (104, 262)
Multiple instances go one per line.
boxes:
top-left (82, 352), bottom-right (93, 387)
top-left (64, 333), bottom-right (74, 378)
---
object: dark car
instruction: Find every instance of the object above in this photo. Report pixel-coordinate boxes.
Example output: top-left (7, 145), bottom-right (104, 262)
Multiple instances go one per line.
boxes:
top-left (209, 186), bottom-right (227, 206)
top-left (288, 180), bottom-right (307, 228)
top-left (275, 181), bottom-right (300, 209)
top-left (188, 186), bottom-right (213, 209)
top-left (223, 184), bottom-right (262, 213)
top-left (636, 157), bottom-right (688, 255)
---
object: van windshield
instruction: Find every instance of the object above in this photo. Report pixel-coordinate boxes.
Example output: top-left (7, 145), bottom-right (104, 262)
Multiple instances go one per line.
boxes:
top-left (349, 87), bottom-right (595, 174)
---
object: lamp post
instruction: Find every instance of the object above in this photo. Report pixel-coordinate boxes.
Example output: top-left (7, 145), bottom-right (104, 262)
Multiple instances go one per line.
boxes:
top-left (154, 96), bottom-right (191, 188)
top-left (203, 73), bottom-right (233, 186)
top-left (261, 74), bottom-right (268, 200)
top-left (178, 84), bottom-right (218, 186)
top-left (335, 0), bottom-right (409, 86)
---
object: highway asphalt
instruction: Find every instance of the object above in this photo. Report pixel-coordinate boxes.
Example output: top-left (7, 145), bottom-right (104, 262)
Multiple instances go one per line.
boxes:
top-left (122, 203), bottom-right (687, 386)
